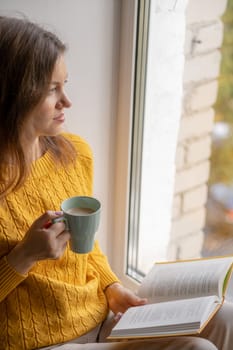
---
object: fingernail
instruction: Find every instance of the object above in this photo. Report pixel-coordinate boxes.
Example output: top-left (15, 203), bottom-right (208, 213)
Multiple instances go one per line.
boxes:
top-left (44, 221), bottom-right (52, 229)
top-left (55, 211), bottom-right (63, 215)
top-left (114, 312), bottom-right (123, 322)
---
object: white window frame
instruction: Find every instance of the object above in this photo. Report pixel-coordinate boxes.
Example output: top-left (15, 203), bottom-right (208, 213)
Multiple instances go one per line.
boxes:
top-left (112, 0), bottom-right (140, 291)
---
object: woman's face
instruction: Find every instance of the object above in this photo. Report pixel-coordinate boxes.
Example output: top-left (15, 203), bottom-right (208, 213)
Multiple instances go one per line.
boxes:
top-left (22, 55), bottom-right (72, 140)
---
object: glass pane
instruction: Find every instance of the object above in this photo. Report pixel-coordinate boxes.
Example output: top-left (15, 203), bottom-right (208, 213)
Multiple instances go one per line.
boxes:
top-left (127, 0), bottom-right (230, 283)
top-left (127, 0), bottom-right (188, 281)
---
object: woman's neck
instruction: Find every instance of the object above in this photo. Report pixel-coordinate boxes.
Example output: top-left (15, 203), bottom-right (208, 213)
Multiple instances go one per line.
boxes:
top-left (22, 137), bottom-right (45, 163)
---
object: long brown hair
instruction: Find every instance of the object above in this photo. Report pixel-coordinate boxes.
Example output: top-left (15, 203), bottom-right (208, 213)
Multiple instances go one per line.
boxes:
top-left (0, 16), bottom-right (76, 198)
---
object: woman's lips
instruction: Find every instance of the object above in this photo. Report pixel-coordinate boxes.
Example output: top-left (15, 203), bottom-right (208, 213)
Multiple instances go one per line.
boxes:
top-left (53, 113), bottom-right (65, 122)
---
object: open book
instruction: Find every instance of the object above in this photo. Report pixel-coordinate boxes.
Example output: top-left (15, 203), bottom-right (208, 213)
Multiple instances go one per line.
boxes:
top-left (108, 256), bottom-right (233, 340)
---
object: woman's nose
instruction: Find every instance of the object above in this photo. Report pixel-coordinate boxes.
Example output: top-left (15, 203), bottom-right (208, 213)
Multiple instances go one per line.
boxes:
top-left (57, 92), bottom-right (72, 109)
top-left (63, 93), bottom-right (72, 108)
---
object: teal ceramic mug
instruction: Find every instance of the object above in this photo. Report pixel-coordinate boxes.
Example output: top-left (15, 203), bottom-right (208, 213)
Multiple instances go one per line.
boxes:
top-left (54, 196), bottom-right (101, 254)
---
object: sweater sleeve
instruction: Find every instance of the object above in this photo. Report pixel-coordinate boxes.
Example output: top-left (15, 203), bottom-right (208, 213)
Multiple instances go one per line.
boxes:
top-left (0, 256), bottom-right (26, 302)
top-left (88, 241), bottom-right (121, 290)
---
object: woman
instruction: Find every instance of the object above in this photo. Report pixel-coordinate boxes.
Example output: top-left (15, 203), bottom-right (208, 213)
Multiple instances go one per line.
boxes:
top-left (0, 15), bottom-right (231, 350)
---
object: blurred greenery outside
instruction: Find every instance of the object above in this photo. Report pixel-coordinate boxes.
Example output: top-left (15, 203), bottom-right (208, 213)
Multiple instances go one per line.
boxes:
top-left (204, 0), bottom-right (233, 255)
top-left (210, 0), bottom-right (233, 185)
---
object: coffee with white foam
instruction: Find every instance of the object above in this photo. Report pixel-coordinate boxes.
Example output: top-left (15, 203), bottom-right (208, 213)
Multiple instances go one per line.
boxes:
top-left (66, 207), bottom-right (95, 216)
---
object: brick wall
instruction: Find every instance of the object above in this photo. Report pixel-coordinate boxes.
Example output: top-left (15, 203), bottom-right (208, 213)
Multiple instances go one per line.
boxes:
top-left (168, 0), bottom-right (228, 259)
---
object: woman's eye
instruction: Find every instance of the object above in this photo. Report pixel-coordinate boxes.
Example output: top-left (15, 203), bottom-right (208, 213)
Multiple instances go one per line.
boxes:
top-left (49, 87), bottom-right (57, 93)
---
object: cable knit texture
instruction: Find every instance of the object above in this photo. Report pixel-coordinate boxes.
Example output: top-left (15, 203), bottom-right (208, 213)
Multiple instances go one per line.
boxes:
top-left (0, 133), bottom-right (119, 350)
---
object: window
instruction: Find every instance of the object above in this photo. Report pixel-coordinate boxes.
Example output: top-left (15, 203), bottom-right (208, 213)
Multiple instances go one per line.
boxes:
top-left (112, 0), bottom-right (188, 287)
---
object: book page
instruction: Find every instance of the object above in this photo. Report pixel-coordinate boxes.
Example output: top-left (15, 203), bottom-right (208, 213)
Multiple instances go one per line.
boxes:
top-left (138, 257), bottom-right (233, 303)
top-left (110, 295), bottom-right (219, 338)
top-left (225, 274), bottom-right (233, 302)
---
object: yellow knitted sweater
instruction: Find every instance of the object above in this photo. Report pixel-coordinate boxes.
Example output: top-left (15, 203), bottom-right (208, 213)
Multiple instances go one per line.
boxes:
top-left (0, 133), bottom-right (119, 350)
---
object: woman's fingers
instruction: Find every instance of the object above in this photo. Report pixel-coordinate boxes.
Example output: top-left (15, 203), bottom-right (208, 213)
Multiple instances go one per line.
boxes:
top-left (34, 210), bottom-right (63, 229)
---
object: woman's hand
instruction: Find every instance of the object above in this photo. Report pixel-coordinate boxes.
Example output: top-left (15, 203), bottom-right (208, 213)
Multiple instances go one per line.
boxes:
top-left (7, 211), bottom-right (70, 275)
top-left (104, 282), bottom-right (147, 316)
